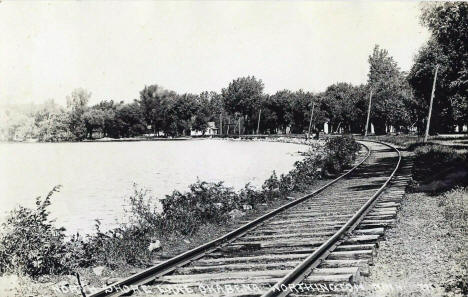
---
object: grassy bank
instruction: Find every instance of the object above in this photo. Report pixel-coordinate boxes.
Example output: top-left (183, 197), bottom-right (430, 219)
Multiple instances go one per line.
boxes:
top-left (354, 142), bottom-right (467, 297)
top-left (410, 144), bottom-right (468, 193)
top-left (356, 188), bottom-right (467, 297)
top-left (0, 136), bottom-right (360, 285)
top-left (355, 134), bottom-right (468, 152)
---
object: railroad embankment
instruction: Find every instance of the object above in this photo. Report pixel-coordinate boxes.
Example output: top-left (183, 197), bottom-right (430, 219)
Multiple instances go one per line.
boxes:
top-left (355, 143), bottom-right (467, 297)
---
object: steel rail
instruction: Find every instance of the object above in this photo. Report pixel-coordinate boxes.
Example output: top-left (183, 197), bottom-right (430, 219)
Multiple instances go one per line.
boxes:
top-left (262, 140), bottom-right (401, 297)
top-left (88, 142), bottom-right (371, 297)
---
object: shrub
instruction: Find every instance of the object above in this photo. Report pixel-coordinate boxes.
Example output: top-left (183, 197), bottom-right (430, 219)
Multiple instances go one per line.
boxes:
top-left (289, 154), bottom-right (322, 190)
top-left (261, 171), bottom-right (282, 201)
top-left (239, 183), bottom-right (264, 206)
top-left (75, 221), bottom-right (155, 268)
top-left (323, 136), bottom-right (360, 174)
top-left (68, 187), bottom-right (163, 268)
top-left (0, 186), bottom-right (72, 276)
top-left (159, 181), bottom-right (239, 235)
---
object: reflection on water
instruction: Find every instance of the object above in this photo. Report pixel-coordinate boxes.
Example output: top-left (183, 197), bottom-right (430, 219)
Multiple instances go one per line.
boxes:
top-left (0, 139), bottom-right (306, 234)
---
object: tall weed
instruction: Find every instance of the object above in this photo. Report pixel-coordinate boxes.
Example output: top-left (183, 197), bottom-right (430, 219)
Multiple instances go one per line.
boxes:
top-left (0, 186), bottom-right (72, 276)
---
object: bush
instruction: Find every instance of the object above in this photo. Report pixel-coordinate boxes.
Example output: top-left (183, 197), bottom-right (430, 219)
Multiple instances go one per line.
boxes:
top-left (0, 186), bottom-right (72, 276)
top-left (67, 186), bottom-right (163, 268)
top-left (261, 171), bottom-right (282, 201)
top-left (239, 183), bottom-right (264, 206)
top-left (74, 221), bottom-right (156, 268)
top-left (287, 155), bottom-right (322, 191)
top-left (159, 181), bottom-right (240, 235)
top-left (323, 136), bottom-right (360, 174)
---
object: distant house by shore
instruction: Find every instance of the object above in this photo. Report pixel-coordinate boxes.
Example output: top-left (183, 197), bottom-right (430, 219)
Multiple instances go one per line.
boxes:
top-left (191, 121), bottom-right (219, 136)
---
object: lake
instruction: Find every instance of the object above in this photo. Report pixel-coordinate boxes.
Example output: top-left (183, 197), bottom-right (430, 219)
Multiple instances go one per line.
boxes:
top-left (0, 139), bottom-right (306, 234)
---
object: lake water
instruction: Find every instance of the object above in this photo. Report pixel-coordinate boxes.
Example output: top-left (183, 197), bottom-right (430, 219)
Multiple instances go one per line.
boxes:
top-left (0, 139), bottom-right (306, 235)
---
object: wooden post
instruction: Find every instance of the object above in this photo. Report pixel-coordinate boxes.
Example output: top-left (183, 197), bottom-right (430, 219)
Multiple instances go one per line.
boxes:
top-left (364, 89), bottom-right (373, 136)
top-left (219, 113), bottom-right (223, 135)
top-left (256, 109), bottom-right (262, 135)
top-left (238, 118), bottom-right (241, 136)
top-left (307, 101), bottom-right (315, 139)
top-left (424, 65), bottom-right (439, 143)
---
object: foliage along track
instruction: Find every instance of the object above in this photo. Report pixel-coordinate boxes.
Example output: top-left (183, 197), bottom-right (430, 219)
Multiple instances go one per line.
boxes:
top-left (88, 140), bottom-right (406, 297)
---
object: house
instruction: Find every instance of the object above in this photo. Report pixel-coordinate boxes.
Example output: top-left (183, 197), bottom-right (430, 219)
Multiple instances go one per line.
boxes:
top-left (191, 121), bottom-right (219, 136)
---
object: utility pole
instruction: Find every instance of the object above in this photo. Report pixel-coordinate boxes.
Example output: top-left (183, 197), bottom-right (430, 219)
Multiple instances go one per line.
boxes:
top-left (424, 65), bottom-right (439, 143)
top-left (307, 101), bottom-right (315, 139)
top-left (364, 89), bottom-right (373, 136)
top-left (256, 109), bottom-right (262, 135)
top-left (219, 113), bottom-right (223, 135)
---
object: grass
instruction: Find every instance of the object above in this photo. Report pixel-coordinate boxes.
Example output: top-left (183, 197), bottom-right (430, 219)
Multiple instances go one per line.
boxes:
top-left (410, 144), bottom-right (468, 193)
top-left (438, 187), bottom-right (468, 296)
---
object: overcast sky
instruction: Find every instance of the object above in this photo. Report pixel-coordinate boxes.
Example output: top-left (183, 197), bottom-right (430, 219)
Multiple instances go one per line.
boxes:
top-left (0, 1), bottom-right (430, 106)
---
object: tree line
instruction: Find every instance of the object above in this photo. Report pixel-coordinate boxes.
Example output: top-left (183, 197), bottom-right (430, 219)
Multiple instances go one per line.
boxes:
top-left (1, 2), bottom-right (466, 142)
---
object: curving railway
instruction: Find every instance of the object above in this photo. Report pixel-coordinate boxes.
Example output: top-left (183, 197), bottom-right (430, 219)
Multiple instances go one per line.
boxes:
top-left (89, 140), bottom-right (411, 297)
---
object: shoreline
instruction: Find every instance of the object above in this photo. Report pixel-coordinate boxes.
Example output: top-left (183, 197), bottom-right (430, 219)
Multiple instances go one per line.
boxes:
top-left (0, 137), bottom-right (315, 234)
top-left (0, 134), bottom-right (311, 144)
top-left (0, 137), bottom-right (365, 297)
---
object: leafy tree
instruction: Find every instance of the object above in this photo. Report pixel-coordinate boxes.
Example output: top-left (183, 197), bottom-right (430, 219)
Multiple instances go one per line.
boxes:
top-left (66, 88), bottom-right (91, 140)
top-left (268, 90), bottom-right (293, 133)
top-left (367, 45), bottom-right (415, 134)
top-left (37, 112), bottom-right (72, 142)
top-left (192, 92), bottom-right (212, 134)
top-left (139, 85), bottom-right (177, 134)
top-left (421, 2), bottom-right (467, 98)
top-left (163, 94), bottom-right (198, 136)
top-left (284, 90), bottom-right (316, 134)
top-left (408, 2), bottom-right (468, 133)
top-left (82, 109), bottom-right (106, 139)
top-left (222, 76), bottom-right (264, 133)
top-left (115, 102), bottom-right (146, 137)
top-left (207, 92), bottom-right (225, 134)
top-left (320, 83), bottom-right (367, 133)
top-left (1, 110), bottom-right (37, 141)
top-left (93, 100), bottom-right (120, 138)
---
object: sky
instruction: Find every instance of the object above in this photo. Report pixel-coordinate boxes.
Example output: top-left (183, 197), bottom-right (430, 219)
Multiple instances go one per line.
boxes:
top-left (0, 1), bottom-right (430, 106)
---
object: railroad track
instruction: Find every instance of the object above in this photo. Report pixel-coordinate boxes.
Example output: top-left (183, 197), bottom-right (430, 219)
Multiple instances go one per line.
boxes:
top-left (89, 140), bottom-right (409, 297)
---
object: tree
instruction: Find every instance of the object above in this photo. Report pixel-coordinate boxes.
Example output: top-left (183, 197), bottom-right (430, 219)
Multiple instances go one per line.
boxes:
top-left (115, 102), bottom-right (146, 137)
top-left (284, 90), bottom-right (315, 134)
top-left (408, 2), bottom-right (468, 133)
top-left (421, 2), bottom-right (467, 99)
top-left (320, 83), bottom-right (367, 133)
top-left (163, 94), bottom-right (198, 136)
top-left (222, 76), bottom-right (264, 133)
top-left (367, 45), bottom-right (415, 134)
top-left (138, 85), bottom-right (177, 134)
top-left (82, 109), bottom-right (106, 139)
top-left (37, 111), bottom-right (72, 142)
top-left (268, 90), bottom-right (293, 133)
top-left (66, 88), bottom-right (91, 140)
top-left (207, 92), bottom-right (225, 134)
top-left (94, 100), bottom-right (119, 138)
top-left (192, 92), bottom-right (212, 135)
